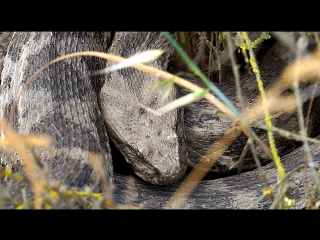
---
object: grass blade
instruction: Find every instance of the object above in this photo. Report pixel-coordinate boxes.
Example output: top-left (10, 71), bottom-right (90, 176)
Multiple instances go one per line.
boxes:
top-left (92, 49), bottom-right (164, 75)
top-left (145, 89), bottom-right (209, 116)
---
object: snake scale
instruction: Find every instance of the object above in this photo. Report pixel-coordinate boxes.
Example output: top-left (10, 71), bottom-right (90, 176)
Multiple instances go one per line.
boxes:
top-left (0, 31), bottom-right (320, 209)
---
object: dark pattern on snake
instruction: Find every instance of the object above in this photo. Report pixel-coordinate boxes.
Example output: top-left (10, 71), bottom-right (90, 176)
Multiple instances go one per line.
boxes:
top-left (0, 32), bottom-right (320, 209)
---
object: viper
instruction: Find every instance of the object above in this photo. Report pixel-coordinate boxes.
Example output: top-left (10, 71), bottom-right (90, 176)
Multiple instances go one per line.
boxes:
top-left (0, 32), bottom-right (319, 209)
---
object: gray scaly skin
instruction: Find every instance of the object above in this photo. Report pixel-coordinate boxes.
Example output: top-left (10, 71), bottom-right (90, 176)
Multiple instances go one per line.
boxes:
top-left (0, 32), bottom-right (113, 190)
top-left (0, 31), bottom-right (186, 188)
top-left (99, 32), bottom-right (187, 185)
top-left (182, 40), bottom-right (320, 173)
top-left (113, 139), bottom-right (320, 209)
top-left (0, 32), bottom-right (13, 75)
top-left (0, 31), bottom-right (320, 209)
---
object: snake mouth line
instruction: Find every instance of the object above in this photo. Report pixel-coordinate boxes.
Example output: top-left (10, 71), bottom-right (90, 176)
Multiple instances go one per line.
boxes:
top-left (111, 139), bottom-right (257, 183)
top-left (110, 140), bottom-right (187, 185)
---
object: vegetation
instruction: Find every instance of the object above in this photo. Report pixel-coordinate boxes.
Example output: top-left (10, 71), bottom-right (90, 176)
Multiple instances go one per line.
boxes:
top-left (1, 32), bottom-right (320, 209)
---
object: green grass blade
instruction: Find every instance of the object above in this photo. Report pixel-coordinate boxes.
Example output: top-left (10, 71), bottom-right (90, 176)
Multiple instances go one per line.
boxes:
top-left (162, 32), bottom-right (241, 119)
top-left (146, 89), bottom-right (209, 116)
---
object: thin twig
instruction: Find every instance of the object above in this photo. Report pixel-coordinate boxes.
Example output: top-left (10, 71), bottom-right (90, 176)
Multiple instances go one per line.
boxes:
top-left (226, 32), bottom-right (265, 179)
top-left (302, 80), bottom-right (318, 207)
top-left (292, 36), bottom-right (320, 194)
top-left (216, 32), bottom-right (222, 84)
top-left (252, 122), bottom-right (320, 145)
top-left (228, 138), bottom-right (249, 172)
top-left (242, 31), bottom-right (285, 179)
top-left (249, 137), bottom-right (274, 202)
top-left (21, 188), bottom-right (29, 209)
top-left (208, 32), bottom-right (214, 80)
top-left (249, 164), bottom-right (305, 209)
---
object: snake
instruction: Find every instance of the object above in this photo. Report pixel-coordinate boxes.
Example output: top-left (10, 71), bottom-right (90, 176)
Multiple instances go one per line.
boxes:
top-left (0, 31), bottom-right (319, 209)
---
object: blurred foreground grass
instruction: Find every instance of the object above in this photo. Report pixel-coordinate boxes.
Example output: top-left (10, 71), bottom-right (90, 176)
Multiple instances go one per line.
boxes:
top-left (1, 32), bottom-right (320, 209)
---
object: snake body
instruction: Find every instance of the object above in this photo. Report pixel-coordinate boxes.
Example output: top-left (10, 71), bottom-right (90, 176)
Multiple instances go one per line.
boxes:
top-left (0, 32), bottom-right (319, 209)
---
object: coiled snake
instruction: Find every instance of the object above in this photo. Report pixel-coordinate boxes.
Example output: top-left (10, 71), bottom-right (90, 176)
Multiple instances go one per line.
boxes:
top-left (0, 32), bottom-right (319, 209)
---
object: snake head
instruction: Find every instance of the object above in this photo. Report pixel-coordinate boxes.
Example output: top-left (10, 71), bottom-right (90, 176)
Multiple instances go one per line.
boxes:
top-left (98, 31), bottom-right (187, 185)
top-left (100, 99), bottom-right (188, 185)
